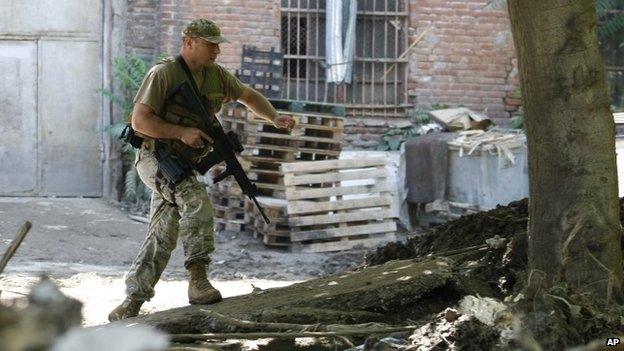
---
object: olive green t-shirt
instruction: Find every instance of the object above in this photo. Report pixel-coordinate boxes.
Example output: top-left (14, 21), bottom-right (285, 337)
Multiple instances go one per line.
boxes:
top-left (133, 58), bottom-right (245, 160)
top-left (133, 58), bottom-right (245, 117)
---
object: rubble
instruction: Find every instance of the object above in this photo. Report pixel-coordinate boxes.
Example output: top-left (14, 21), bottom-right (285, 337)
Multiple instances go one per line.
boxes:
top-left (0, 276), bottom-right (168, 351)
top-left (0, 276), bottom-right (82, 351)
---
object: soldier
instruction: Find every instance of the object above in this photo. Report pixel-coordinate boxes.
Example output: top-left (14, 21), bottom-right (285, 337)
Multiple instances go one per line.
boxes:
top-left (108, 19), bottom-right (296, 321)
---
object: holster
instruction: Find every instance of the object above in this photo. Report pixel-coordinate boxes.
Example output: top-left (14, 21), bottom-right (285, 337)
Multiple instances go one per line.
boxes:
top-left (120, 123), bottom-right (144, 149)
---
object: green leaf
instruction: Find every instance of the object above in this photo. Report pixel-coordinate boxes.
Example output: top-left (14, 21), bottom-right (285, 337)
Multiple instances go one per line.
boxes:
top-left (388, 139), bottom-right (402, 150)
top-left (124, 169), bottom-right (138, 202)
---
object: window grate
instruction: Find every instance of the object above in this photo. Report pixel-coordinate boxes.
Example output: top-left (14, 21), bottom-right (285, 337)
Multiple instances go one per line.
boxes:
top-left (280, 0), bottom-right (409, 117)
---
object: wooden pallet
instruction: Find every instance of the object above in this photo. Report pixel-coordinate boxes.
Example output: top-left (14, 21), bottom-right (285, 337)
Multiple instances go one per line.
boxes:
top-left (234, 105), bottom-right (343, 198)
top-left (245, 196), bottom-right (293, 247)
top-left (268, 98), bottom-right (346, 116)
top-left (235, 45), bottom-right (283, 99)
top-left (280, 158), bottom-right (397, 253)
top-left (222, 103), bottom-right (344, 162)
top-left (214, 218), bottom-right (248, 233)
top-left (207, 159), bottom-right (254, 234)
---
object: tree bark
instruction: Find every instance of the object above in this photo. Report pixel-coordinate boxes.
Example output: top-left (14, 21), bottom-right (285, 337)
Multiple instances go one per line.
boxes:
top-left (507, 0), bottom-right (622, 302)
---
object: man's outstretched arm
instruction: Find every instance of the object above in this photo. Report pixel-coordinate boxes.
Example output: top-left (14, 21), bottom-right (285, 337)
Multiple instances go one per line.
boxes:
top-left (237, 87), bottom-right (296, 131)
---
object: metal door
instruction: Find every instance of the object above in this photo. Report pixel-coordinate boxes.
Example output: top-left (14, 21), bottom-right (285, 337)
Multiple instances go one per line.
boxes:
top-left (0, 0), bottom-right (103, 196)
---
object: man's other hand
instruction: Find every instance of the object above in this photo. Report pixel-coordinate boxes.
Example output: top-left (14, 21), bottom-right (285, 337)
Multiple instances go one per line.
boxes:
top-left (179, 127), bottom-right (214, 148)
top-left (273, 115), bottom-right (297, 132)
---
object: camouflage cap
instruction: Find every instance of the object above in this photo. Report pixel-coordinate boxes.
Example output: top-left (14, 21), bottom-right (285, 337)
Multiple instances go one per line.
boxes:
top-left (183, 19), bottom-right (229, 44)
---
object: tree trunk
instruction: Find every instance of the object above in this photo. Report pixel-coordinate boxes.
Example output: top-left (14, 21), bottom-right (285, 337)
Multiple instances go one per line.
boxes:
top-left (507, 0), bottom-right (623, 302)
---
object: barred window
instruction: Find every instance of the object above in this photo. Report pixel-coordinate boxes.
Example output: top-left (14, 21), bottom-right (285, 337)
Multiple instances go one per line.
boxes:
top-left (280, 0), bottom-right (409, 117)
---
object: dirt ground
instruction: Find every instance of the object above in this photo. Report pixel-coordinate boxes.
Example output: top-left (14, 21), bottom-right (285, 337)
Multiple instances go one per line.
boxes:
top-left (0, 197), bottom-right (367, 326)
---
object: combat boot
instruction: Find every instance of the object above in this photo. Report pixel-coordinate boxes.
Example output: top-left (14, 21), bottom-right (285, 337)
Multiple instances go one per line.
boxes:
top-left (187, 262), bottom-right (222, 305)
top-left (108, 297), bottom-right (144, 322)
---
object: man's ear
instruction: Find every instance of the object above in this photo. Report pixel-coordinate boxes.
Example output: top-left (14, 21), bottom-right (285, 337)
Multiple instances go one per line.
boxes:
top-left (183, 36), bottom-right (194, 49)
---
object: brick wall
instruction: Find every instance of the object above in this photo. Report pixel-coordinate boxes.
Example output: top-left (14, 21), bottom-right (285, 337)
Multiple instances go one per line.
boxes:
top-left (408, 0), bottom-right (520, 120)
top-left (125, 0), bottom-right (160, 61)
top-left (157, 0), bottom-right (281, 71)
top-left (121, 0), bottom-right (522, 150)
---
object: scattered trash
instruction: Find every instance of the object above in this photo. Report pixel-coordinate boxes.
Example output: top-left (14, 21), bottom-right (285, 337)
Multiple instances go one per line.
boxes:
top-left (428, 107), bottom-right (492, 131)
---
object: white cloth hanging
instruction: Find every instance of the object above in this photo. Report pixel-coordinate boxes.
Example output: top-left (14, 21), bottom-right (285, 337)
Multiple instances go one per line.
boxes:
top-left (325, 0), bottom-right (357, 84)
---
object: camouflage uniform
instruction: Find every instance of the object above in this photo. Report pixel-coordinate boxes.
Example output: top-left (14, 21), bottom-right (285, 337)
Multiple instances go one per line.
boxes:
top-left (124, 144), bottom-right (215, 301)
top-left (121, 19), bottom-right (243, 302)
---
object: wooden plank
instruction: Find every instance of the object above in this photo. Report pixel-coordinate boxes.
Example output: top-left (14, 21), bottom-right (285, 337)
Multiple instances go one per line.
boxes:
top-left (291, 233), bottom-right (397, 253)
top-left (283, 168), bottom-right (387, 186)
top-left (243, 155), bottom-right (283, 164)
top-left (257, 196), bottom-right (288, 207)
top-left (263, 234), bottom-right (291, 247)
top-left (285, 182), bottom-right (389, 200)
top-left (254, 182), bottom-right (286, 190)
top-left (245, 143), bottom-right (341, 156)
top-left (287, 194), bottom-right (392, 214)
top-left (289, 208), bottom-right (393, 227)
top-left (290, 221), bottom-right (396, 242)
top-left (250, 168), bottom-right (282, 176)
top-left (0, 221), bottom-right (32, 275)
top-left (247, 131), bottom-right (341, 144)
top-left (281, 158), bottom-right (386, 173)
top-left (247, 119), bottom-right (343, 133)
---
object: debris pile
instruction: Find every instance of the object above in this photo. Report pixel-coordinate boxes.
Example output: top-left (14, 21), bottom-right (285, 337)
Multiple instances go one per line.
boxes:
top-left (0, 276), bottom-right (168, 351)
top-left (359, 197), bottom-right (624, 350)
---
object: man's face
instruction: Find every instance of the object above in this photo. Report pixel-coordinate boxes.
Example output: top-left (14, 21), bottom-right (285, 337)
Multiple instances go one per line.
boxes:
top-left (189, 37), bottom-right (221, 66)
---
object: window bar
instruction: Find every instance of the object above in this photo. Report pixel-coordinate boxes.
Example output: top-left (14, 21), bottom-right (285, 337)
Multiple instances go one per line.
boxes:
top-left (371, 0), bottom-right (377, 117)
top-left (360, 0), bottom-right (366, 108)
top-left (394, 0), bottom-right (399, 113)
top-left (296, 0), bottom-right (301, 100)
top-left (314, 0), bottom-right (320, 101)
top-left (403, 0), bottom-right (409, 110)
top-left (286, 3), bottom-right (291, 99)
top-left (383, 0), bottom-right (388, 114)
top-left (306, 0), bottom-right (310, 101)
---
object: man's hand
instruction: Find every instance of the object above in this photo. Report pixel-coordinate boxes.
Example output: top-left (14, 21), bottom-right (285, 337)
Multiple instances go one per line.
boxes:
top-left (273, 115), bottom-right (297, 132)
top-left (179, 127), bottom-right (214, 148)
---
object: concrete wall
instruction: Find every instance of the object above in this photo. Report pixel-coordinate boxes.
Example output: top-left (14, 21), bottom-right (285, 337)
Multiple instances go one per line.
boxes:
top-left (0, 0), bottom-right (106, 196)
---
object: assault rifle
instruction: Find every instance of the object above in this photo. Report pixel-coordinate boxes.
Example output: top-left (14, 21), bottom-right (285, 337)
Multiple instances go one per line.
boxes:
top-left (163, 79), bottom-right (270, 224)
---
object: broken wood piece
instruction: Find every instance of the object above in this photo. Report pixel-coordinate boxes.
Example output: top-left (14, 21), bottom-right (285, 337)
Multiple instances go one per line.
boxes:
top-left (198, 309), bottom-right (402, 334)
top-left (382, 27), bottom-right (430, 80)
top-left (169, 325), bottom-right (418, 343)
top-left (199, 309), bottom-right (324, 332)
top-left (0, 221), bottom-right (32, 275)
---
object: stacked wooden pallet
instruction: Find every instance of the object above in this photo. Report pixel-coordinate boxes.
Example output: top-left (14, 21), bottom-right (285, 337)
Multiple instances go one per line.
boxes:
top-left (244, 111), bottom-right (344, 198)
top-left (212, 102), bottom-right (344, 238)
top-left (207, 160), bottom-right (251, 234)
top-left (217, 102), bottom-right (341, 227)
top-left (280, 158), bottom-right (397, 252)
top-left (244, 196), bottom-right (291, 247)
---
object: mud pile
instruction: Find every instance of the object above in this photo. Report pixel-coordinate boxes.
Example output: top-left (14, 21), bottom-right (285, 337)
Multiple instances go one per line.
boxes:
top-left (359, 198), bottom-right (624, 350)
top-left (366, 199), bottom-right (529, 297)
top-left (366, 198), bottom-right (528, 266)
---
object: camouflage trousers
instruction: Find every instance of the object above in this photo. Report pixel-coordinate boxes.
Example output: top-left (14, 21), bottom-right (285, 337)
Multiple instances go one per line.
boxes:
top-left (124, 146), bottom-right (214, 301)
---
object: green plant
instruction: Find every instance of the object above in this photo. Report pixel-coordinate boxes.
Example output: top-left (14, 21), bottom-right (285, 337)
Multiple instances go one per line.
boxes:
top-left (408, 108), bottom-right (432, 124)
top-left (101, 53), bottom-right (152, 204)
top-left (597, 0), bottom-right (624, 40)
top-left (510, 112), bottom-right (524, 129)
top-left (377, 127), bottom-right (417, 151)
top-left (430, 103), bottom-right (450, 110)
